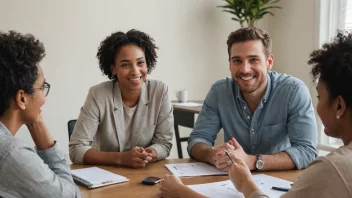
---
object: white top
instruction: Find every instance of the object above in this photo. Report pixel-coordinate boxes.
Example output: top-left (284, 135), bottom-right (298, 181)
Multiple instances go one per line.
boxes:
top-left (123, 103), bottom-right (137, 151)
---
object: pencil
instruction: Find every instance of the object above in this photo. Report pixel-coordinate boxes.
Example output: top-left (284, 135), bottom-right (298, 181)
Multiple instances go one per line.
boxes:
top-left (224, 150), bottom-right (235, 164)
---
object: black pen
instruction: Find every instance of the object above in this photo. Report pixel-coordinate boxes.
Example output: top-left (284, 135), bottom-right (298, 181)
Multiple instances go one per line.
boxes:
top-left (224, 150), bottom-right (235, 164)
top-left (272, 186), bottom-right (290, 192)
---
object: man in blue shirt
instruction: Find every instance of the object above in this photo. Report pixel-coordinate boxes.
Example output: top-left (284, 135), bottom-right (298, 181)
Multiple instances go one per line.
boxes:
top-left (187, 27), bottom-right (317, 171)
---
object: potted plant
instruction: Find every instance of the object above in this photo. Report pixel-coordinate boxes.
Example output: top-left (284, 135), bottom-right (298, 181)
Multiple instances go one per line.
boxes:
top-left (217, 0), bottom-right (281, 27)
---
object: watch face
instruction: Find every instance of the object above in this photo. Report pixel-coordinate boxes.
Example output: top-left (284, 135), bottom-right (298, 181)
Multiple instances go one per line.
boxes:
top-left (256, 160), bottom-right (264, 170)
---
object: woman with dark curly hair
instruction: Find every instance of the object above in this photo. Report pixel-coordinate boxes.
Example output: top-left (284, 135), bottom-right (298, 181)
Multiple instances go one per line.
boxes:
top-left (69, 29), bottom-right (173, 168)
top-left (0, 31), bottom-right (80, 197)
top-left (160, 31), bottom-right (352, 198)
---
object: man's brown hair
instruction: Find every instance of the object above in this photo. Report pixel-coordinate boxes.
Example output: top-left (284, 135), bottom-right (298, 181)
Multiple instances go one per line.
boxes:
top-left (227, 27), bottom-right (272, 58)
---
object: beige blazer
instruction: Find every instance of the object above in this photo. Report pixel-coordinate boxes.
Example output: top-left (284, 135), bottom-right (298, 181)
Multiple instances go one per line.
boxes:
top-left (69, 79), bottom-right (174, 164)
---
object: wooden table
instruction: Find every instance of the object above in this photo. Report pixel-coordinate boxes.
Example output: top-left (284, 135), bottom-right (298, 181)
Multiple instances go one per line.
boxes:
top-left (172, 101), bottom-right (203, 158)
top-left (71, 159), bottom-right (304, 198)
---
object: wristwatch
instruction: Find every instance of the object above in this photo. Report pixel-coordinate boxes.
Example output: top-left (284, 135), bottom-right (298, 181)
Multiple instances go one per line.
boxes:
top-left (255, 154), bottom-right (264, 171)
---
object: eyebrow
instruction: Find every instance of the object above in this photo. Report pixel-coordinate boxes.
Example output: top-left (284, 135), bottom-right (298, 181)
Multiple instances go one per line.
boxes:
top-left (119, 57), bottom-right (145, 63)
top-left (231, 55), bottom-right (260, 60)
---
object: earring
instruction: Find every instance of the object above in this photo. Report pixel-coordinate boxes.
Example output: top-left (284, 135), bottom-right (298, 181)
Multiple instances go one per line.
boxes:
top-left (336, 115), bottom-right (340, 119)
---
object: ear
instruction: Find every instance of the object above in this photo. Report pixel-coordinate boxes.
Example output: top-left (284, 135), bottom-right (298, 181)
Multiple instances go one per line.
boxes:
top-left (266, 54), bottom-right (274, 70)
top-left (110, 64), bottom-right (116, 75)
top-left (336, 96), bottom-right (346, 118)
top-left (15, 90), bottom-right (27, 110)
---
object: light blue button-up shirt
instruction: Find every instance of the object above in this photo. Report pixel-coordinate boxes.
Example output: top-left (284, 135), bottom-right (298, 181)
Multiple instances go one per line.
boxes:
top-left (188, 71), bottom-right (317, 169)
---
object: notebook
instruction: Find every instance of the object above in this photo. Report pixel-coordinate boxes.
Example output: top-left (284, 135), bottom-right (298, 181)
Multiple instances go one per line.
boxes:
top-left (71, 167), bottom-right (129, 188)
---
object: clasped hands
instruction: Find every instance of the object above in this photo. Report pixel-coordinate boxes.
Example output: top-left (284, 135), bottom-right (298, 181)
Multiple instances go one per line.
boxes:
top-left (212, 137), bottom-right (255, 171)
top-left (121, 147), bottom-right (158, 168)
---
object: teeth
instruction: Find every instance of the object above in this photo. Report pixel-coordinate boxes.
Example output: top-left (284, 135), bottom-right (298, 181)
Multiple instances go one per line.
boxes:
top-left (129, 77), bottom-right (141, 81)
top-left (240, 76), bottom-right (254, 81)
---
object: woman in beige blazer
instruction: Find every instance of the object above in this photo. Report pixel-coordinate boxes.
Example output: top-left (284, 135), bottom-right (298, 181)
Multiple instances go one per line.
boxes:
top-left (69, 29), bottom-right (174, 168)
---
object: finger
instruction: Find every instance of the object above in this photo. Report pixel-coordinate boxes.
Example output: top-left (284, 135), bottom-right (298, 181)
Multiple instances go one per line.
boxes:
top-left (221, 166), bottom-right (230, 172)
top-left (229, 138), bottom-right (241, 149)
top-left (231, 155), bottom-right (247, 167)
top-left (134, 146), bottom-right (145, 153)
top-left (224, 143), bottom-right (235, 150)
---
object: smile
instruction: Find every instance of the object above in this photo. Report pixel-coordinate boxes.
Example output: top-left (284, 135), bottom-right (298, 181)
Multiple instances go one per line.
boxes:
top-left (128, 76), bottom-right (142, 82)
top-left (239, 76), bottom-right (255, 81)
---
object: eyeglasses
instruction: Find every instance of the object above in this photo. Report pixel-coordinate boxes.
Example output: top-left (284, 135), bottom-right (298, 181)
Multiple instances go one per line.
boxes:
top-left (32, 82), bottom-right (51, 97)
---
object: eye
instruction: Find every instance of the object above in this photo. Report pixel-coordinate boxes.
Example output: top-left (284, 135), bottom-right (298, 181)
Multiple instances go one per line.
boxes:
top-left (250, 58), bottom-right (259, 63)
top-left (121, 64), bottom-right (129, 67)
top-left (232, 59), bottom-right (242, 64)
top-left (138, 61), bottom-right (145, 65)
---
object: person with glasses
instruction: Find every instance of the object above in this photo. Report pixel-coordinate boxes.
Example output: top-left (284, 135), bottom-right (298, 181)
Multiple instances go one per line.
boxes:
top-left (69, 29), bottom-right (173, 168)
top-left (0, 31), bottom-right (80, 197)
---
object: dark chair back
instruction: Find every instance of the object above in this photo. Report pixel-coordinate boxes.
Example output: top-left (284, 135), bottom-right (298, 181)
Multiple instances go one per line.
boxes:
top-left (67, 119), bottom-right (77, 141)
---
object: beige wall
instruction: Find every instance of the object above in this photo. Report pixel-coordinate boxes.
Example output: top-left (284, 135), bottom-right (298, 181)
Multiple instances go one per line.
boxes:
top-left (0, 0), bottom-right (268, 159)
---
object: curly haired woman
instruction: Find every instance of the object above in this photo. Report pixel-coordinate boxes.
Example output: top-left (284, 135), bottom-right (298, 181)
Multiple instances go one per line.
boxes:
top-left (69, 30), bottom-right (173, 168)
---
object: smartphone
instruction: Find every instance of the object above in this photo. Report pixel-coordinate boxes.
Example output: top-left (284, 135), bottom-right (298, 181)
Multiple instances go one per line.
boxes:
top-left (141, 176), bottom-right (163, 185)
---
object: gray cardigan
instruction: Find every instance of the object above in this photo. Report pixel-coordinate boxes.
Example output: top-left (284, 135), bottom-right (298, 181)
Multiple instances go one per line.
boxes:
top-left (0, 122), bottom-right (80, 198)
top-left (69, 79), bottom-right (174, 164)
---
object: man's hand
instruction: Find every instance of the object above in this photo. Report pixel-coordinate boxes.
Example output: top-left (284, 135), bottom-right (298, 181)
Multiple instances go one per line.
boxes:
top-left (120, 147), bottom-right (152, 168)
top-left (145, 147), bottom-right (158, 162)
top-left (227, 138), bottom-right (256, 170)
top-left (212, 142), bottom-right (235, 171)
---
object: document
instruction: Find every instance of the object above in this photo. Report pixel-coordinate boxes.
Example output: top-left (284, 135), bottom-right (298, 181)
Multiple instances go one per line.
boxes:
top-left (187, 174), bottom-right (293, 198)
top-left (71, 167), bottom-right (129, 188)
top-left (165, 162), bottom-right (227, 177)
top-left (172, 102), bottom-right (203, 107)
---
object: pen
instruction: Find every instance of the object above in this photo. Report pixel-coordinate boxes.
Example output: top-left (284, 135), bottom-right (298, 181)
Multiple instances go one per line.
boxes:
top-left (271, 186), bottom-right (290, 192)
top-left (224, 150), bottom-right (235, 164)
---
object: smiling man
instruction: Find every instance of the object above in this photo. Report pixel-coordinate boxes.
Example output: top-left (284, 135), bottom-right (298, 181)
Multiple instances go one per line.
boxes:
top-left (187, 27), bottom-right (317, 171)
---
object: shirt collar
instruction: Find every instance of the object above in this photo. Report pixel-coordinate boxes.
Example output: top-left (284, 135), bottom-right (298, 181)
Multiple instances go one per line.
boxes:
top-left (0, 121), bottom-right (12, 136)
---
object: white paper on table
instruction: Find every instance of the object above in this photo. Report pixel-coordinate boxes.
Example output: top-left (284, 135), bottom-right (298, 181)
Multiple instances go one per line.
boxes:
top-left (172, 102), bottom-right (203, 107)
top-left (187, 174), bottom-right (293, 198)
top-left (165, 162), bottom-right (227, 177)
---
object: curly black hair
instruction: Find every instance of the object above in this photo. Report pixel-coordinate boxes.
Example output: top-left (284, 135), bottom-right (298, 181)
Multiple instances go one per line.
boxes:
top-left (97, 29), bottom-right (158, 80)
top-left (308, 31), bottom-right (352, 109)
top-left (0, 31), bottom-right (45, 116)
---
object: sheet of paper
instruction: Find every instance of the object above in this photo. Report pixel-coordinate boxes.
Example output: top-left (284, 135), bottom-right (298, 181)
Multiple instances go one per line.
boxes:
top-left (71, 167), bottom-right (129, 185)
top-left (172, 102), bottom-right (203, 107)
top-left (165, 162), bottom-right (227, 177)
top-left (188, 174), bottom-right (293, 198)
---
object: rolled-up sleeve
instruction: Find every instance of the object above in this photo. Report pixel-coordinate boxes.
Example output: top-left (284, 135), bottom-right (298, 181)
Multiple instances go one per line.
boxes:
top-left (187, 84), bottom-right (222, 157)
top-left (284, 84), bottom-right (318, 169)
top-left (148, 85), bottom-right (174, 160)
top-left (69, 88), bottom-right (100, 164)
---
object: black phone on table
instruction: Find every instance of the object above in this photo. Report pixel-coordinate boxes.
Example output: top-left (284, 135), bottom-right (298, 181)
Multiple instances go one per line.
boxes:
top-left (142, 176), bottom-right (163, 185)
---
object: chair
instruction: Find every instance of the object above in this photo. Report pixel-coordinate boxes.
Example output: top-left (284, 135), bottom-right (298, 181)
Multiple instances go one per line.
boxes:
top-left (67, 119), bottom-right (77, 141)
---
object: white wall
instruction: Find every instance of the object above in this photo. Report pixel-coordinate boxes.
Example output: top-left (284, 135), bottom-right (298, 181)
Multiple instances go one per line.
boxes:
top-left (0, 0), bottom-right (269, 159)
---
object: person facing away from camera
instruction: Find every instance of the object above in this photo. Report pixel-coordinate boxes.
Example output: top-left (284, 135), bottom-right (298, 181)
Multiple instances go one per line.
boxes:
top-left (0, 31), bottom-right (80, 197)
top-left (69, 29), bottom-right (173, 168)
top-left (187, 27), bottom-right (317, 173)
top-left (160, 31), bottom-right (352, 198)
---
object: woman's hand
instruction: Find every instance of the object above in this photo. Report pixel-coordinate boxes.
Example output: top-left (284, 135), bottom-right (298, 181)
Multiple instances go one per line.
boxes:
top-left (145, 147), bottom-right (158, 162)
top-left (229, 156), bottom-right (259, 197)
top-left (120, 147), bottom-right (152, 168)
top-left (160, 174), bottom-right (184, 198)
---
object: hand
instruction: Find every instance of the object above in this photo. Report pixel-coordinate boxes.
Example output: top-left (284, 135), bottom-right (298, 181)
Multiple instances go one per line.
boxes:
top-left (212, 142), bottom-right (235, 171)
top-left (145, 147), bottom-right (158, 162)
top-left (121, 147), bottom-right (152, 168)
top-left (229, 156), bottom-right (258, 196)
top-left (160, 174), bottom-right (184, 198)
top-left (227, 138), bottom-right (256, 170)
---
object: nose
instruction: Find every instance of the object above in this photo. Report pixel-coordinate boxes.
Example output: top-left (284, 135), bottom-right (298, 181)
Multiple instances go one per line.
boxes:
top-left (131, 64), bottom-right (139, 75)
top-left (240, 61), bottom-right (251, 74)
